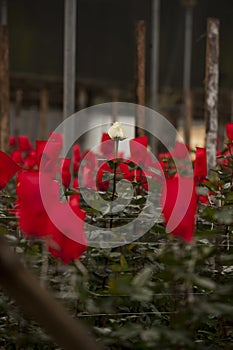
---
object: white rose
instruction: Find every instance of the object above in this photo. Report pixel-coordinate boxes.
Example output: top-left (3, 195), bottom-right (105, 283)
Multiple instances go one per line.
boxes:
top-left (108, 122), bottom-right (126, 140)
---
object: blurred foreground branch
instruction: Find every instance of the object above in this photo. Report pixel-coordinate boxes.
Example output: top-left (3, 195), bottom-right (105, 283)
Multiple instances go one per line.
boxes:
top-left (0, 235), bottom-right (103, 350)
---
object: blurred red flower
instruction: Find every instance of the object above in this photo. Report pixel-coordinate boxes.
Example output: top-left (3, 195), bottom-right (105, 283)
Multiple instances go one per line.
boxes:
top-left (16, 169), bottom-right (87, 263)
top-left (18, 135), bottom-right (32, 151)
top-left (24, 150), bottom-right (37, 169)
top-left (0, 151), bottom-right (20, 189)
top-left (194, 147), bottom-right (207, 183)
top-left (170, 141), bottom-right (190, 159)
top-left (96, 161), bottom-right (112, 191)
top-left (9, 136), bottom-right (16, 147)
top-left (48, 132), bottom-right (63, 147)
top-left (36, 140), bottom-right (61, 174)
top-left (73, 143), bottom-right (81, 173)
top-left (11, 149), bottom-right (23, 165)
top-left (47, 195), bottom-right (87, 264)
top-left (60, 158), bottom-right (71, 189)
top-left (226, 123), bottom-right (233, 141)
top-left (96, 161), bottom-right (135, 192)
top-left (161, 174), bottom-right (197, 242)
top-left (100, 132), bottom-right (115, 158)
top-left (129, 136), bottom-right (148, 166)
top-left (16, 171), bottom-right (59, 238)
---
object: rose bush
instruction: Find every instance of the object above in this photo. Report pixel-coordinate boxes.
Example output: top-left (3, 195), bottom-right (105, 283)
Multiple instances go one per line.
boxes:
top-left (0, 123), bottom-right (233, 348)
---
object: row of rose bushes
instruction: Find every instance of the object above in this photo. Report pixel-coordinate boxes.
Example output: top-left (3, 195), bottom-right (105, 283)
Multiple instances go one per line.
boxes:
top-left (1, 123), bottom-right (233, 265)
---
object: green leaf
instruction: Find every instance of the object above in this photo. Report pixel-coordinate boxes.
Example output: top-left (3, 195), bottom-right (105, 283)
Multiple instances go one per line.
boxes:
top-left (102, 172), bottom-right (115, 182)
top-left (214, 207), bottom-right (233, 224)
top-left (196, 186), bottom-right (209, 196)
top-left (120, 254), bottom-right (128, 269)
top-left (108, 275), bottom-right (132, 294)
top-left (225, 191), bottom-right (233, 203)
top-left (193, 276), bottom-right (216, 290)
top-left (0, 225), bottom-right (8, 235)
top-left (65, 189), bottom-right (79, 196)
top-left (201, 206), bottom-right (216, 222)
top-left (128, 162), bottom-right (138, 170)
top-left (132, 267), bottom-right (152, 287)
top-left (109, 252), bottom-right (121, 258)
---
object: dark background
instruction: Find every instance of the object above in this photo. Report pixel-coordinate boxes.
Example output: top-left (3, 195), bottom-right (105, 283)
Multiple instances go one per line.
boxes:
top-left (8, 0), bottom-right (233, 92)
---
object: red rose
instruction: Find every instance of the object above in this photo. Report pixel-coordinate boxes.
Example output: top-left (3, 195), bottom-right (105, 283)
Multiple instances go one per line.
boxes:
top-left (161, 174), bottom-right (197, 242)
top-left (0, 151), bottom-right (20, 189)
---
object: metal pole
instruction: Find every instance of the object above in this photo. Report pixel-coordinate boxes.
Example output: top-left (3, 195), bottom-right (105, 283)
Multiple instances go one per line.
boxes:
top-left (63, 0), bottom-right (77, 120)
top-left (205, 18), bottom-right (219, 173)
top-left (183, 5), bottom-right (193, 93)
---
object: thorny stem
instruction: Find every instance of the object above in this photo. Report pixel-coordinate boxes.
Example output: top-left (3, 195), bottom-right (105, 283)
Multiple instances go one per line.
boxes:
top-left (110, 140), bottom-right (119, 229)
top-left (111, 162), bottom-right (117, 203)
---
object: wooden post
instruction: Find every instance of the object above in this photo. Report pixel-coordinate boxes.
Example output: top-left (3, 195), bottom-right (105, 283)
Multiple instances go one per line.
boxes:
top-left (182, 0), bottom-right (195, 146)
top-left (0, 0), bottom-right (9, 152)
top-left (40, 88), bottom-right (48, 139)
top-left (150, 0), bottom-right (160, 153)
top-left (204, 18), bottom-right (219, 173)
top-left (150, 0), bottom-right (160, 111)
top-left (135, 20), bottom-right (145, 137)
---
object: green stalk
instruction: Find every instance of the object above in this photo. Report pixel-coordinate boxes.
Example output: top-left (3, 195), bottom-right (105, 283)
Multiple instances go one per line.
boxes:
top-left (110, 139), bottom-right (119, 228)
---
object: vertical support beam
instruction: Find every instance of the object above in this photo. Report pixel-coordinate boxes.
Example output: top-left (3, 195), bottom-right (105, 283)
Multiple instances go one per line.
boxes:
top-left (150, 0), bottom-right (160, 111)
top-left (0, 0), bottom-right (9, 151)
top-left (182, 1), bottom-right (194, 146)
top-left (135, 20), bottom-right (146, 137)
top-left (63, 0), bottom-right (77, 120)
top-left (40, 88), bottom-right (48, 139)
top-left (205, 18), bottom-right (219, 173)
top-left (149, 0), bottom-right (160, 153)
